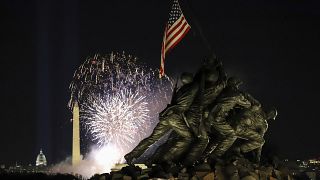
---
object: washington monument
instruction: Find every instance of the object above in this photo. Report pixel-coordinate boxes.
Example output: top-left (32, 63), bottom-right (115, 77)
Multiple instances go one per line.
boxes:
top-left (72, 101), bottom-right (81, 165)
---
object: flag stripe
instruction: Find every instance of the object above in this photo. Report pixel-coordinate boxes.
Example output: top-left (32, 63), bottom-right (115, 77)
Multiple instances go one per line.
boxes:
top-left (165, 20), bottom-right (189, 48)
top-left (160, 26), bottom-right (167, 77)
top-left (165, 22), bottom-right (190, 52)
top-left (166, 26), bottom-right (190, 54)
top-left (166, 16), bottom-right (187, 43)
top-left (167, 15), bottom-right (185, 35)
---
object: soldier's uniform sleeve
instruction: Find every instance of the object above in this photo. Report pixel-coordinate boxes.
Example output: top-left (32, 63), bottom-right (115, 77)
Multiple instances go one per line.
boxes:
top-left (260, 119), bottom-right (268, 135)
top-left (167, 83), bottom-right (199, 114)
top-left (203, 80), bottom-right (226, 106)
top-left (244, 93), bottom-right (261, 106)
top-left (252, 110), bottom-right (268, 135)
top-left (209, 92), bottom-right (250, 125)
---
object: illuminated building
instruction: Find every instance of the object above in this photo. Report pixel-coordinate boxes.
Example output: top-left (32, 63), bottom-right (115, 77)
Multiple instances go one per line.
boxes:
top-left (35, 149), bottom-right (47, 167)
top-left (309, 159), bottom-right (320, 165)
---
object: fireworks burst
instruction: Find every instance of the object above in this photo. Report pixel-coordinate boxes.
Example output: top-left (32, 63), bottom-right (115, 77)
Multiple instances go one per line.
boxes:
top-left (69, 52), bottom-right (173, 152)
top-left (81, 89), bottom-right (149, 148)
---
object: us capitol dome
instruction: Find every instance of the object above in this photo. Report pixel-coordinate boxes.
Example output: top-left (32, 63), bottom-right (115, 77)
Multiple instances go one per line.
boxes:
top-left (35, 149), bottom-right (47, 167)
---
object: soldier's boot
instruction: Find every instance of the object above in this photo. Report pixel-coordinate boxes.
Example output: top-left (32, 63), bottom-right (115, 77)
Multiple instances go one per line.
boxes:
top-left (207, 154), bottom-right (225, 168)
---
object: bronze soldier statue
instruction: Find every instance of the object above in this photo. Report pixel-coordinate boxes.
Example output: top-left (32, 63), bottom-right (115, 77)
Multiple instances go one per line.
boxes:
top-left (203, 92), bottom-right (277, 164)
top-left (233, 102), bottom-right (277, 163)
top-left (181, 58), bottom-right (227, 166)
top-left (124, 54), bottom-right (278, 168)
top-left (205, 77), bottom-right (251, 159)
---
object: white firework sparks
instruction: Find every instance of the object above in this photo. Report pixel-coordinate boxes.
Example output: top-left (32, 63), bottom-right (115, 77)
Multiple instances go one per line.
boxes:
top-left (81, 89), bottom-right (150, 149)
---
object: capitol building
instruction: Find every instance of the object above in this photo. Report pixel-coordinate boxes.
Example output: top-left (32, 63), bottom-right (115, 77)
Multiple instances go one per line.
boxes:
top-left (35, 149), bottom-right (47, 167)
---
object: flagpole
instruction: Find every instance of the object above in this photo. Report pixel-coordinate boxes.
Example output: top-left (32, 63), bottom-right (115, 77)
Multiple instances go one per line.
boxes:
top-left (179, 0), bottom-right (216, 60)
top-left (179, 0), bottom-right (223, 139)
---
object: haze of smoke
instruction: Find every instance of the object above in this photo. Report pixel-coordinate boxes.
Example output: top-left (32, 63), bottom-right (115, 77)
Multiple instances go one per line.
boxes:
top-left (50, 145), bottom-right (122, 178)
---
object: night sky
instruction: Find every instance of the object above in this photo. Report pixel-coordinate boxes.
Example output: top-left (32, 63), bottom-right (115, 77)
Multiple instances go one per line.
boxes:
top-left (1, 0), bottom-right (320, 166)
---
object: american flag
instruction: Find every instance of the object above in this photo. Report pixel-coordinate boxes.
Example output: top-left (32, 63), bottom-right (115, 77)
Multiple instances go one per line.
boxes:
top-left (159, 0), bottom-right (191, 78)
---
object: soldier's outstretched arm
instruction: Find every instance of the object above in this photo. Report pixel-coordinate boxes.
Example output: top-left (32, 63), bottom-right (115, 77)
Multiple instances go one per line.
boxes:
top-left (124, 119), bottom-right (170, 163)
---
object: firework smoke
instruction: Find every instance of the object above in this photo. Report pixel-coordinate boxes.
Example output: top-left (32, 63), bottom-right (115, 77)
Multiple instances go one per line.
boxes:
top-left (50, 145), bottom-right (122, 178)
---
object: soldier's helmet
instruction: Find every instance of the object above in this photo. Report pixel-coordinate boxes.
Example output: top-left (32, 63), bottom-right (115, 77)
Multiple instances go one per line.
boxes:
top-left (227, 77), bottom-right (243, 88)
top-left (204, 68), bottom-right (219, 83)
top-left (266, 107), bottom-right (277, 120)
top-left (180, 72), bottom-right (193, 85)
